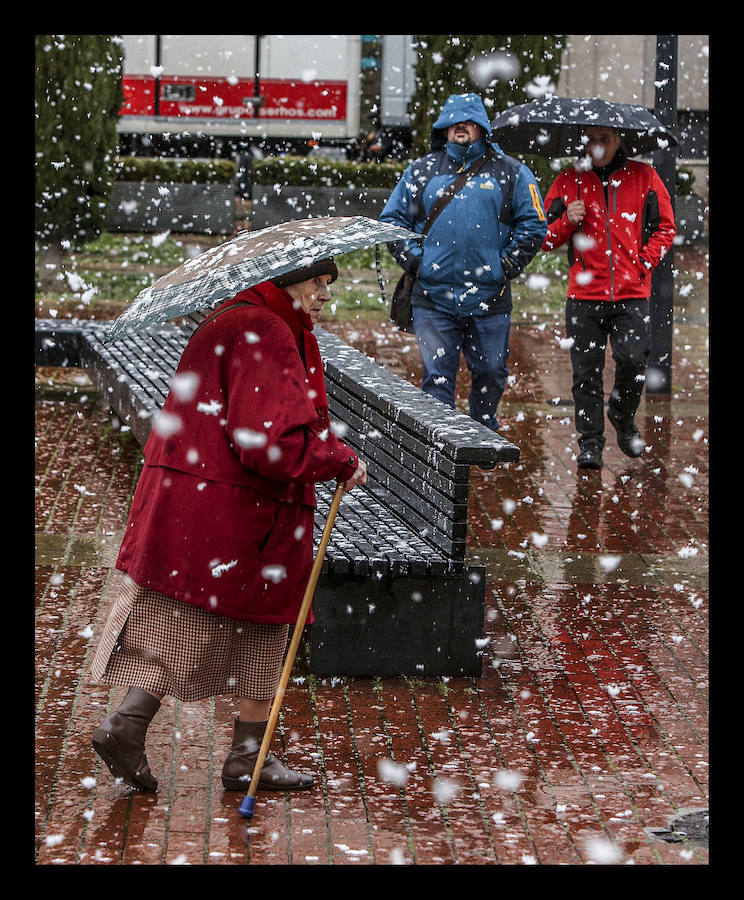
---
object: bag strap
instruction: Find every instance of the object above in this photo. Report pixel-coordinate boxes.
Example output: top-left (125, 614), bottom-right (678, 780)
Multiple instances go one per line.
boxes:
top-left (377, 146), bottom-right (497, 306)
top-left (193, 300), bottom-right (252, 335)
top-left (422, 145), bottom-right (496, 235)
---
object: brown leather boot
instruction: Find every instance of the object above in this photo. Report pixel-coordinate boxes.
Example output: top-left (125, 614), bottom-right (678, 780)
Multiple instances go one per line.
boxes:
top-left (221, 717), bottom-right (313, 792)
top-left (91, 687), bottom-right (160, 792)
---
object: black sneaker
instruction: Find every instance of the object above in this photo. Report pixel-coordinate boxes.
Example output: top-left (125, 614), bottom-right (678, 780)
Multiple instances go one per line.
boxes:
top-left (608, 411), bottom-right (644, 458)
top-left (577, 445), bottom-right (603, 469)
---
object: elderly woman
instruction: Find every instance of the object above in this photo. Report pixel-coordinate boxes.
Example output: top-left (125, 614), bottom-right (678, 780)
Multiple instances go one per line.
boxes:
top-left (89, 259), bottom-right (367, 794)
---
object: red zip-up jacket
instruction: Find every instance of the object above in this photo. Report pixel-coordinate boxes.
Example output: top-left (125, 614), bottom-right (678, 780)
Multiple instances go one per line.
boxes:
top-left (542, 158), bottom-right (676, 302)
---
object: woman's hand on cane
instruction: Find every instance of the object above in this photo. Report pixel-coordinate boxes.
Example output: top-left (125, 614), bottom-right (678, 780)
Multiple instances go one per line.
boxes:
top-left (342, 459), bottom-right (367, 491)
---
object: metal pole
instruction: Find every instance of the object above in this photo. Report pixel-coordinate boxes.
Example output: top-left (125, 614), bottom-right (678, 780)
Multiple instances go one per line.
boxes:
top-left (154, 35), bottom-right (161, 118)
top-left (254, 35), bottom-right (262, 119)
top-left (647, 34), bottom-right (678, 399)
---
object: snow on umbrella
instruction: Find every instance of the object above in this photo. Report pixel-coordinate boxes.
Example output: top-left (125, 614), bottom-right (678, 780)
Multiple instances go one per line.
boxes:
top-left (490, 96), bottom-right (679, 159)
top-left (105, 215), bottom-right (419, 343)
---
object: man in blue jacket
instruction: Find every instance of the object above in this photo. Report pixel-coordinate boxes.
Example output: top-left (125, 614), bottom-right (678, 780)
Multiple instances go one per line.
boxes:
top-left (380, 93), bottom-right (547, 430)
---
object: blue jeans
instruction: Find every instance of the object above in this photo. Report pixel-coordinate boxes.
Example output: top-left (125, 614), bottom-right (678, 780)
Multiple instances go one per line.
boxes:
top-left (413, 306), bottom-right (511, 431)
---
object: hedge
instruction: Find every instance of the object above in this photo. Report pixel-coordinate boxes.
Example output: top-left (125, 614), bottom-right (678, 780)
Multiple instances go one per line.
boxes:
top-left (113, 154), bottom-right (407, 188)
top-left (251, 155), bottom-right (407, 189)
top-left (114, 156), bottom-right (236, 184)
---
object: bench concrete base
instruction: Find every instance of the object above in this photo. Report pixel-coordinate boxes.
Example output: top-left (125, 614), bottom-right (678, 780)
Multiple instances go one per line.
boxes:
top-left (106, 182), bottom-right (235, 234)
top-left (251, 186), bottom-right (391, 230)
top-left (310, 570), bottom-right (485, 677)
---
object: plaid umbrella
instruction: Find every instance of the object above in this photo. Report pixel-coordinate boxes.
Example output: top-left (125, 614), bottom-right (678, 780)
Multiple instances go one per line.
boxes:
top-left (490, 96), bottom-right (679, 159)
top-left (105, 216), bottom-right (418, 343)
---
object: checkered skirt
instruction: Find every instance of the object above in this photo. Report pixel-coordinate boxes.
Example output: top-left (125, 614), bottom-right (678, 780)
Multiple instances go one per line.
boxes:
top-left (89, 575), bottom-right (289, 702)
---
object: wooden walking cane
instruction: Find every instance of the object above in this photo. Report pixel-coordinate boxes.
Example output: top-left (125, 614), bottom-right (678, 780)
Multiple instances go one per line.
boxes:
top-left (239, 481), bottom-right (346, 819)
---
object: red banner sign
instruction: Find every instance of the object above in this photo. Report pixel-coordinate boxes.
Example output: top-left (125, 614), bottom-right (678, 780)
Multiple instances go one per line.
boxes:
top-left (121, 75), bottom-right (348, 121)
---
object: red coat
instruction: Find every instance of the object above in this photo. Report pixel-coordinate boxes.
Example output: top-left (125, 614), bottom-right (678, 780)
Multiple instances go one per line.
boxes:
top-left (116, 281), bottom-right (358, 623)
top-left (542, 158), bottom-right (676, 302)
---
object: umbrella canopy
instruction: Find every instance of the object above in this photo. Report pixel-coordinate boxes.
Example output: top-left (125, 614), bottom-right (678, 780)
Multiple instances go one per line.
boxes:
top-left (105, 216), bottom-right (419, 343)
top-left (490, 96), bottom-right (679, 159)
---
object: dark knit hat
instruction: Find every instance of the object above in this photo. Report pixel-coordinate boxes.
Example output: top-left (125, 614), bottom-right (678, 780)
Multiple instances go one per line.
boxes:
top-left (271, 258), bottom-right (338, 289)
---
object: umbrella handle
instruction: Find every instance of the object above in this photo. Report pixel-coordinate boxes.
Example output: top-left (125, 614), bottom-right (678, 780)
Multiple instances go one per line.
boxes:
top-left (239, 482), bottom-right (345, 818)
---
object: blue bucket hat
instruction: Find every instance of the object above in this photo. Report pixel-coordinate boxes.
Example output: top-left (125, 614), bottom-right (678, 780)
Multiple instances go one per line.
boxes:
top-left (431, 93), bottom-right (492, 149)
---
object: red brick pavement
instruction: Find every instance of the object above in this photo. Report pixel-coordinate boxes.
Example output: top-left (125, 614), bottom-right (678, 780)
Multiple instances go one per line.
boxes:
top-left (35, 312), bottom-right (708, 865)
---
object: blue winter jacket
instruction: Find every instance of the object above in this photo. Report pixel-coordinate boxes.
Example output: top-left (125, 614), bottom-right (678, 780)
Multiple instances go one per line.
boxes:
top-left (379, 93), bottom-right (548, 316)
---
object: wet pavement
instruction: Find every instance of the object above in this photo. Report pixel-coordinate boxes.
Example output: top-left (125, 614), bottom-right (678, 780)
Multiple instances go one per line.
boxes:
top-left (35, 264), bottom-right (708, 865)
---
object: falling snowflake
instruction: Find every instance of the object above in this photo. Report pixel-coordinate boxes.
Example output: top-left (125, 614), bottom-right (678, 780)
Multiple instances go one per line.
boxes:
top-left (261, 565), bottom-right (287, 584)
top-left (583, 836), bottom-right (624, 864)
top-left (153, 410), bottom-right (182, 438)
top-left (233, 428), bottom-right (268, 448)
top-left (170, 372), bottom-right (200, 402)
top-left (210, 559), bottom-right (238, 578)
top-left (677, 546), bottom-right (699, 558)
top-left (377, 758), bottom-right (409, 787)
top-left (494, 769), bottom-right (523, 791)
top-left (599, 555), bottom-right (622, 573)
top-left (432, 777), bottom-right (461, 804)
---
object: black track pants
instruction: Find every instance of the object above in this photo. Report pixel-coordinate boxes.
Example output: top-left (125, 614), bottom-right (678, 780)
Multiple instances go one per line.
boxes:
top-left (565, 298), bottom-right (650, 449)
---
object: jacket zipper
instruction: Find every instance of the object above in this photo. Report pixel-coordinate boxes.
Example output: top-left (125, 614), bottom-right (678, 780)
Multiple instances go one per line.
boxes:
top-left (575, 232), bottom-right (586, 273)
top-left (604, 189), bottom-right (614, 301)
top-left (574, 177), bottom-right (587, 273)
top-left (593, 170), bottom-right (615, 301)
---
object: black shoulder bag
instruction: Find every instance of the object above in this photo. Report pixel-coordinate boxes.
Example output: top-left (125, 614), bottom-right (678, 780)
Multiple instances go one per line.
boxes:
top-left (387, 149), bottom-right (495, 332)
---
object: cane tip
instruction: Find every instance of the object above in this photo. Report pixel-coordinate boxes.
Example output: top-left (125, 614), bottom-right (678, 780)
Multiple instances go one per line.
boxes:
top-left (239, 795), bottom-right (255, 818)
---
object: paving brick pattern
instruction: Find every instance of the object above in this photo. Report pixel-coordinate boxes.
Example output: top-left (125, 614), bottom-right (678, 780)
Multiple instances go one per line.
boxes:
top-left (35, 309), bottom-right (708, 865)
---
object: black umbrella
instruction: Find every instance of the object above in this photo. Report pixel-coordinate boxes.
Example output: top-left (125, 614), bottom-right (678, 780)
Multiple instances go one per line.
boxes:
top-left (490, 96), bottom-right (679, 158)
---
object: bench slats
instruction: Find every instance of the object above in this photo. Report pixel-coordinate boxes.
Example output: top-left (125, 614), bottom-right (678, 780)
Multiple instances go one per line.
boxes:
top-left (316, 327), bottom-right (520, 467)
top-left (315, 483), bottom-right (453, 577)
top-left (326, 392), bottom-right (467, 525)
top-left (36, 317), bottom-right (519, 574)
top-left (327, 389), bottom-right (471, 491)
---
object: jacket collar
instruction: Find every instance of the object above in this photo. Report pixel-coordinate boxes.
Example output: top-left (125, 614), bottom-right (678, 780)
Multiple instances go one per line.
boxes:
top-left (237, 281), bottom-right (314, 345)
top-left (445, 136), bottom-right (489, 168)
top-left (231, 281), bottom-right (326, 404)
top-left (588, 150), bottom-right (629, 182)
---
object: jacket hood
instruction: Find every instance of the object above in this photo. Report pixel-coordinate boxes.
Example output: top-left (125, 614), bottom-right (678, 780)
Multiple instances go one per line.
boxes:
top-left (431, 93), bottom-right (492, 150)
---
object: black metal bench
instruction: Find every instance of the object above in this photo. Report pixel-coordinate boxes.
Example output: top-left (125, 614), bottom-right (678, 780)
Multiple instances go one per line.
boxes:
top-left (36, 317), bottom-right (520, 677)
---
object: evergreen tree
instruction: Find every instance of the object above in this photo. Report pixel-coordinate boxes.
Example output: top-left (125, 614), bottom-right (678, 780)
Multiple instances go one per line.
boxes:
top-left (409, 35), bottom-right (565, 188)
top-left (35, 34), bottom-right (123, 292)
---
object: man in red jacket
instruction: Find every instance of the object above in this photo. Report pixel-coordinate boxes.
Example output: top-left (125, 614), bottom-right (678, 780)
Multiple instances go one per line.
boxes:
top-left (542, 126), bottom-right (676, 469)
